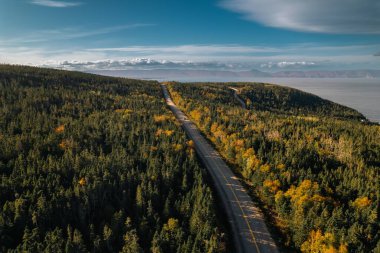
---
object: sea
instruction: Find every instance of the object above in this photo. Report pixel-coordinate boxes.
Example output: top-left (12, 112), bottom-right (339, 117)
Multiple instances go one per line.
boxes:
top-left (159, 77), bottom-right (380, 123)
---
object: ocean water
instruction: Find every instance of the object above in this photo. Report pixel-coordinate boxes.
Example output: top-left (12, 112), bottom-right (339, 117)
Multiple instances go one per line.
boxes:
top-left (162, 77), bottom-right (380, 123)
top-left (260, 78), bottom-right (380, 123)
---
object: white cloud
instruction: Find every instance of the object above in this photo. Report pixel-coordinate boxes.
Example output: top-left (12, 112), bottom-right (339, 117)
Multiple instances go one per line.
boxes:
top-left (88, 45), bottom-right (279, 55)
top-left (30, 0), bottom-right (82, 8)
top-left (260, 61), bottom-right (316, 69)
top-left (220, 0), bottom-right (380, 34)
top-left (0, 24), bottom-right (154, 45)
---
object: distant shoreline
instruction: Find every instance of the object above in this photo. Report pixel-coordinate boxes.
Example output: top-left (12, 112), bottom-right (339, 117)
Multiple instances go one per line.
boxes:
top-left (89, 69), bottom-right (380, 124)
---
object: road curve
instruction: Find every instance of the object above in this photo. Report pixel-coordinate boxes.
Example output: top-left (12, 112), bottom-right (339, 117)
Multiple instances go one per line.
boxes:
top-left (229, 87), bottom-right (247, 109)
top-left (161, 84), bottom-right (279, 253)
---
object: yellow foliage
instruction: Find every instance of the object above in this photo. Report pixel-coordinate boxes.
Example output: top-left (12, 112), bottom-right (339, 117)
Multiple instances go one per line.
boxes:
top-left (154, 114), bottom-right (171, 123)
top-left (324, 246), bottom-right (337, 253)
top-left (189, 109), bottom-right (202, 123)
top-left (311, 194), bottom-right (327, 202)
top-left (352, 196), bottom-right (371, 208)
top-left (277, 163), bottom-right (286, 170)
top-left (187, 140), bottom-right (195, 149)
top-left (162, 81), bottom-right (176, 85)
top-left (246, 155), bottom-right (260, 171)
top-left (210, 123), bottom-right (219, 133)
top-left (275, 190), bottom-right (284, 203)
top-left (164, 218), bottom-right (179, 232)
top-left (54, 125), bottom-right (65, 133)
top-left (338, 244), bottom-right (348, 253)
top-left (172, 144), bottom-right (183, 152)
top-left (263, 179), bottom-right (281, 193)
top-left (243, 148), bottom-right (255, 159)
top-left (296, 116), bottom-right (319, 122)
top-left (164, 130), bottom-right (174, 136)
top-left (115, 108), bottom-right (133, 114)
top-left (266, 130), bottom-right (281, 141)
top-left (260, 164), bottom-right (271, 173)
top-left (214, 129), bottom-right (227, 142)
top-left (204, 92), bottom-right (217, 100)
top-left (235, 139), bottom-right (245, 149)
top-left (155, 129), bottom-right (174, 137)
top-left (301, 229), bottom-right (346, 253)
top-left (336, 136), bottom-right (353, 163)
top-left (285, 180), bottom-right (324, 207)
top-left (301, 229), bottom-right (333, 253)
top-left (78, 178), bottom-right (86, 186)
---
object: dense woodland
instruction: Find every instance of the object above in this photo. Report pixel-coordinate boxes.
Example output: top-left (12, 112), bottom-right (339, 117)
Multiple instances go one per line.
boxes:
top-left (0, 65), bottom-right (226, 253)
top-left (167, 82), bottom-right (379, 253)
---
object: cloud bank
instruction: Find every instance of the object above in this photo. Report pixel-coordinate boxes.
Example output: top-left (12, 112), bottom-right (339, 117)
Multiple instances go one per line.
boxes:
top-left (1, 44), bottom-right (379, 71)
top-left (220, 0), bottom-right (380, 34)
top-left (47, 58), bottom-right (255, 71)
top-left (30, 0), bottom-right (82, 7)
top-left (375, 52), bottom-right (380, 56)
top-left (260, 61), bottom-right (316, 69)
top-left (43, 59), bottom-right (342, 72)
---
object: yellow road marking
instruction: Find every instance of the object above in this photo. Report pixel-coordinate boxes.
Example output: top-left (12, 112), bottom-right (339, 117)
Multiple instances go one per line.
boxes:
top-left (217, 162), bottom-right (261, 253)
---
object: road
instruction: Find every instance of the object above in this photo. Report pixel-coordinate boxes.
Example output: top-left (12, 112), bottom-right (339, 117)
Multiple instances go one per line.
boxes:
top-left (161, 84), bottom-right (279, 253)
top-left (229, 87), bottom-right (247, 109)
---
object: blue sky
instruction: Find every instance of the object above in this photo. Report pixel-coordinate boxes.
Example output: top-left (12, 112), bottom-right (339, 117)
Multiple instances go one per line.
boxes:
top-left (1, 0), bottom-right (379, 71)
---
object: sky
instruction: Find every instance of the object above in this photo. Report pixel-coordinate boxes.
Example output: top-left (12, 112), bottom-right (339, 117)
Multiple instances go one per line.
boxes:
top-left (0, 0), bottom-right (379, 72)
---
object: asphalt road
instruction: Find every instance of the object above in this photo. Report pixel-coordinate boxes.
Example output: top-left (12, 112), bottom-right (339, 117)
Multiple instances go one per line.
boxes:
top-left (161, 84), bottom-right (279, 253)
top-left (229, 87), bottom-right (247, 109)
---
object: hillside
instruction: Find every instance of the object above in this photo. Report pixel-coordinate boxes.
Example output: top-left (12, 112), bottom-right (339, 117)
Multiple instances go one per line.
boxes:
top-left (232, 83), bottom-right (365, 120)
top-left (167, 81), bottom-right (380, 253)
top-left (0, 65), bottom-right (226, 253)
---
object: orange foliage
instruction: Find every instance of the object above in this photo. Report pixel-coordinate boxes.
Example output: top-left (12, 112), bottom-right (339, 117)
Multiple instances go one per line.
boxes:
top-left (187, 140), bottom-right (195, 149)
top-left (235, 139), bottom-right (245, 149)
top-left (155, 129), bottom-right (163, 136)
top-left (54, 125), bottom-right (65, 133)
top-left (59, 140), bottom-right (69, 150)
top-left (150, 146), bottom-right (158, 152)
top-left (78, 178), bottom-right (86, 186)
top-left (242, 148), bottom-right (255, 159)
top-left (164, 130), bottom-right (174, 136)
top-left (210, 123), bottom-right (219, 133)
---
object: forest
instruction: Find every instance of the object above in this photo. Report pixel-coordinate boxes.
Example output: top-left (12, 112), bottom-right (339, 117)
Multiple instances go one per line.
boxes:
top-left (0, 65), bottom-right (226, 253)
top-left (167, 81), bottom-right (379, 253)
